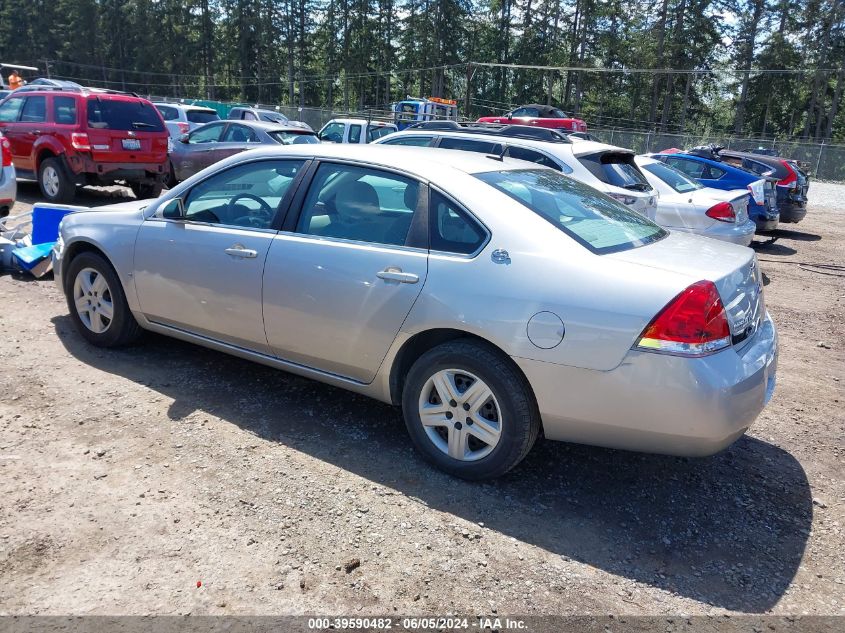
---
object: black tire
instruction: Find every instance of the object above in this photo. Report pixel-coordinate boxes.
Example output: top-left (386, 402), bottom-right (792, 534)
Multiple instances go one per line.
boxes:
top-left (64, 251), bottom-right (143, 348)
top-left (130, 179), bottom-right (164, 199)
top-left (401, 339), bottom-right (541, 480)
top-left (163, 162), bottom-right (178, 189)
top-left (38, 157), bottom-right (75, 203)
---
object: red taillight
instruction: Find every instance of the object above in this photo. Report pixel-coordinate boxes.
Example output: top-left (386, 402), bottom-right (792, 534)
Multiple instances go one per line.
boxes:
top-left (778, 160), bottom-right (797, 187)
top-left (635, 280), bottom-right (731, 356)
top-left (177, 122), bottom-right (190, 135)
top-left (71, 132), bottom-right (91, 151)
top-left (1, 135), bottom-right (11, 167)
top-left (705, 201), bottom-right (736, 223)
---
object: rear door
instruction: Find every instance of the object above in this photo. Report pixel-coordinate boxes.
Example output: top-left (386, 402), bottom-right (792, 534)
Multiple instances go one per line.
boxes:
top-left (262, 161), bottom-right (428, 382)
top-left (0, 96), bottom-right (27, 168)
top-left (85, 97), bottom-right (168, 164)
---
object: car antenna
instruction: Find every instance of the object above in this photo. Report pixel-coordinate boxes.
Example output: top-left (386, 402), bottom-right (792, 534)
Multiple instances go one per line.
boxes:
top-left (486, 143), bottom-right (507, 162)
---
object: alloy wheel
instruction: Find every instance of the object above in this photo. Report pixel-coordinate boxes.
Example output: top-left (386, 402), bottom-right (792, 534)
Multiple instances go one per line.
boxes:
top-left (42, 165), bottom-right (60, 198)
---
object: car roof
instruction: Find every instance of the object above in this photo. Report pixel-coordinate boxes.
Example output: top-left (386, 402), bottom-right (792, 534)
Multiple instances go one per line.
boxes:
top-left (153, 102), bottom-right (217, 112)
top-left (227, 143), bottom-right (539, 178)
top-left (222, 119), bottom-right (313, 133)
top-left (392, 128), bottom-right (627, 155)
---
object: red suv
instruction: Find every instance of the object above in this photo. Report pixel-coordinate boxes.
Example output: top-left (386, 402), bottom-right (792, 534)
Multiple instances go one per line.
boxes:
top-left (0, 87), bottom-right (169, 201)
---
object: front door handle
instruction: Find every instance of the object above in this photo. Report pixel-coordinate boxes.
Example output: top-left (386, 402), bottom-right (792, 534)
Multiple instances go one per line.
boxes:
top-left (225, 244), bottom-right (258, 258)
top-left (377, 268), bottom-right (419, 284)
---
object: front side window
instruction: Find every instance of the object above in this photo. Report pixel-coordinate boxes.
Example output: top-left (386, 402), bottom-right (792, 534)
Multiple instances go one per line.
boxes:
top-left (430, 191), bottom-right (487, 255)
top-left (382, 135), bottom-right (434, 147)
top-left (242, 111), bottom-right (257, 120)
top-left (475, 169), bottom-right (666, 255)
top-left (0, 96), bottom-right (24, 122)
top-left (438, 137), bottom-right (502, 154)
top-left (348, 124), bottom-right (362, 143)
top-left (53, 96), bottom-right (77, 125)
top-left (269, 130), bottom-right (319, 145)
top-left (87, 98), bottom-right (164, 131)
top-left (512, 107), bottom-right (540, 117)
top-left (20, 96), bottom-right (46, 123)
top-left (296, 163), bottom-right (419, 247)
top-left (188, 122), bottom-right (225, 144)
top-left (181, 160), bottom-right (304, 228)
top-left (319, 122), bottom-right (345, 143)
top-left (221, 124), bottom-right (257, 143)
top-left (641, 162), bottom-right (702, 193)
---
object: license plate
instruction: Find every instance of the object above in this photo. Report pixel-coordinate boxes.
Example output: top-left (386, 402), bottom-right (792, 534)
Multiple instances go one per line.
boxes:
top-left (122, 138), bottom-right (141, 150)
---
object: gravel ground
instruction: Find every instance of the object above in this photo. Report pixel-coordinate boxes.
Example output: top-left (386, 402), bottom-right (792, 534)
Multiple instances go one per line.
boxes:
top-left (0, 179), bottom-right (843, 616)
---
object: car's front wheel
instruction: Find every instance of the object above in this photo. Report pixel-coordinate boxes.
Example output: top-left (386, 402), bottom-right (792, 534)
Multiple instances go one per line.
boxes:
top-left (402, 340), bottom-right (541, 480)
top-left (65, 252), bottom-right (142, 347)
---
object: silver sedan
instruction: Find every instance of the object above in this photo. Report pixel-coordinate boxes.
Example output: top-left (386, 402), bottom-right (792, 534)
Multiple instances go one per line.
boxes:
top-left (53, 145), bottom-right (778, 479)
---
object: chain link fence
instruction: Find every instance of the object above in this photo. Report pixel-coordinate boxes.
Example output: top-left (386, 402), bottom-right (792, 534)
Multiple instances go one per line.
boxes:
top-left (588, 128), bottom-right (844, 181)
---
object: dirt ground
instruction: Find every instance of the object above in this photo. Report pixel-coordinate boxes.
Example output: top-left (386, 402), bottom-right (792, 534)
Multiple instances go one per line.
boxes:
top-left (0, 179), bottom-right (843, 617)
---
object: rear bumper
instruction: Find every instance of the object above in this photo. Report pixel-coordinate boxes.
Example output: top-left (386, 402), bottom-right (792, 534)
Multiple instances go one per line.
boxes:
top-left (672, 219), bottom-right (756, 246)
top-left (777, 202), bottom-right (807, 223)
top-left (754, 216), bottom-right (779, 232)
top-left (514, 313), bottom-right (778, 457)
top-left (68, 155), bottom-right (167, 183)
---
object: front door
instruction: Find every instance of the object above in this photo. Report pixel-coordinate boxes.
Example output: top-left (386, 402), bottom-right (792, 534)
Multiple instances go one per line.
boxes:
top-left (133, 159), bottom-right (306, 353)
top-left (263, 162), bottom-right (428, 383)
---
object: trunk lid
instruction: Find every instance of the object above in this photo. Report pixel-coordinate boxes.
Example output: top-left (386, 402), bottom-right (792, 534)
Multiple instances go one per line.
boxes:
top-left (608, 232), bottom-right (764, 346)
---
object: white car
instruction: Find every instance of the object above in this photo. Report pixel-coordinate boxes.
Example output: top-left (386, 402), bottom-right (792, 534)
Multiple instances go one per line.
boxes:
top-left (154, 102), bottom-right (220, 139)
top-left (318, 118), bottom-right (399, 144)
top-left (635, 156), bottom-right (757, 246)
top-left (0, 131), bottom-right (16, 218)
top-left (376, 123), bottom-right (657, 217)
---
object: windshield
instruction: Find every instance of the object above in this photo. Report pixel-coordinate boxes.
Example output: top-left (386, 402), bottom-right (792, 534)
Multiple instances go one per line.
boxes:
top-left (578, 152), bottom-right (651, 191)
top-left (87, 98), bottom-right (165, 131)
top-left (187, 109), bottom-right (219, 124)
top-left (476, 169), bottom-right (666, 254)
top-left (269, 130), bottom-right (319, 145)
top-left (642, 162), bottom-right (702, 193)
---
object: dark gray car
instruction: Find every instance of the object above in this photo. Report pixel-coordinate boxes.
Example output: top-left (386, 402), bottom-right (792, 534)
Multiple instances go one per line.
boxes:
top-left (167, 119), bottom-right (319, 184)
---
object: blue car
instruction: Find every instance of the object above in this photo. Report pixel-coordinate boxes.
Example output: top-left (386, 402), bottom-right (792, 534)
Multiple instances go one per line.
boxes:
top-left (650, 152), bottom-right (779, 231)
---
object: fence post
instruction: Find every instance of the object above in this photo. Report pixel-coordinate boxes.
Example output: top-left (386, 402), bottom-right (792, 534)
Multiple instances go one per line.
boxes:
top-left (609, 128), bottom-right (614, 145)
top-left (815, 141), bottom-right (825, 178)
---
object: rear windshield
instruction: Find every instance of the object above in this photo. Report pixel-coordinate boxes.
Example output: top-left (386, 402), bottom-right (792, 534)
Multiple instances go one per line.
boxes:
top-left (578, 152), bottom-right (651, 191)
top-left (87, 98), bottom-right (164, 131)
top-left (187, 109), bottom-right (219, 124)
top-left (258, 111), bottom-right (288, 123)
top-left (268, 130), bottom-right (319, 145)
top-left (476, 169), bottom-right (666, 254)
top-left (642, 162), bottom-right (702, 193)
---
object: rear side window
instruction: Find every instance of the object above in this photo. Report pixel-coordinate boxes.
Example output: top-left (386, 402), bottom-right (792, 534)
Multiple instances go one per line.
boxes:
top-left (430, 191), bottom-right (487, 255)
top-left (87, 99), bottom-right (165, 132)
top-left (156, 105), bottom-right (179, 120)
top-left (475, 169), bottom-right (666, 255)
top-left (53, 96), bottom-right (77, 124)
top-left (438, 137), bottom-right (502, 154)
top-left (665, 157), bottom-right (704, 178)
top-left (578, 152), bottom-right (650, 191)
top-left (367, 125), bottom-right (395, 142)
top-left (20, 96), bottom-right (46, 122)
top-left (221, 124), bottom-right (257, 143)
top-left (512, 107), bottom-right (540, 117)
top-left (348, 124), bottom-right (362, 143)
top-left (0, 96), bottom-right (24, 122)
top-left (268, 130), bottom-right (319, 145)
top-left (641, 162), bottom-right (702, 193)
top-left (187, 109), bottom-right (219, 124)
top-left (505, 146), bottom-right (566, 172)
top-left (382, 136), bottom-right (434, 147)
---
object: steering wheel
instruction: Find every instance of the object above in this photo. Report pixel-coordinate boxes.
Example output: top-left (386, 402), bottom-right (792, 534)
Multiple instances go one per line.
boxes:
top-left (226, 193), bottom-right (274, 226)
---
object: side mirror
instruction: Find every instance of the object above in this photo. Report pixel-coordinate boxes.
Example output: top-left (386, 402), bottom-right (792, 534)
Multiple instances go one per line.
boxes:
top-left (179, 133), bottom-right (189, 144)
top-left (161, 198), bottom-right (184, 219)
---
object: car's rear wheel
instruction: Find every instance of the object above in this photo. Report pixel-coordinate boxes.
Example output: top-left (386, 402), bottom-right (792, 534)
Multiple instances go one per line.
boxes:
top-left (163, 162), bottom-right (177, 189)
top-left (39, 157), bottom-right (74, 203)
top-left (402, 340), bottom-right (540, 480)
top-left (65, 252), bottom-right (142, 347)
top-left (130, 179), bottom-right (164, 199)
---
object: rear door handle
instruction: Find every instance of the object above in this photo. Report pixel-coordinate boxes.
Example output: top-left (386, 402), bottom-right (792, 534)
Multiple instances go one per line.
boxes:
top-left (377, 268), bottom-right (419, 284)
top-left (225, 245), bottom-right (258, 258)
